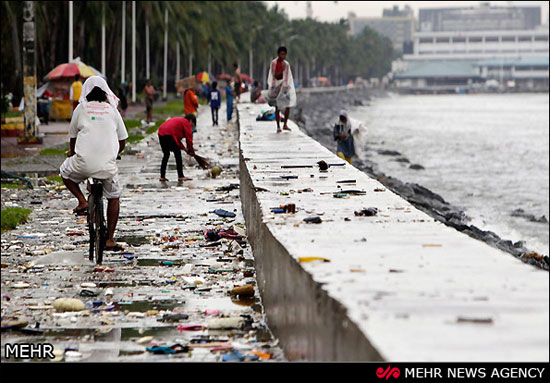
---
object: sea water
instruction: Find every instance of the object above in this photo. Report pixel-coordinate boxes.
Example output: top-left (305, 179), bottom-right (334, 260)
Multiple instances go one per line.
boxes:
top-left (351, 93), bottom-right (549, 255)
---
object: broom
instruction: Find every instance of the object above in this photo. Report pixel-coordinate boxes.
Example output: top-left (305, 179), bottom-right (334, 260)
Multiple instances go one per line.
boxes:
top-left (193, 154), bottom-right (211, 169)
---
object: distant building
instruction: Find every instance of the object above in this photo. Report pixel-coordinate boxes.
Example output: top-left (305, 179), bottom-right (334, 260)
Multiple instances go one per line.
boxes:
top-left (348, 6), bottom-right (415, 53)
top-left (418, 3), bottom-right (541, 32)
top-left (393, 56), bottom-right (549, 92)
top-left (391, 3), bottom-right (549, 93)
top-left (405, 28), bottom-right (549, 61)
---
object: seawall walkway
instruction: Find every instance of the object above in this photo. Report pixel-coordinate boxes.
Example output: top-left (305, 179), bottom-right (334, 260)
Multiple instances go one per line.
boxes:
top-left (236, 96), bottom-right (549, 362)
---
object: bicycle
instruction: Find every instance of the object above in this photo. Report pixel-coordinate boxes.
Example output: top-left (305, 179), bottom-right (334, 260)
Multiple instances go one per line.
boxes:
top-left (87, 178), bottom-right (106, 264)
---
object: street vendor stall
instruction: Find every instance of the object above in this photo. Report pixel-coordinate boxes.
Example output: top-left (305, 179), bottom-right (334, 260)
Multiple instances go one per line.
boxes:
top-left (43, 57), bottom-right (106, 120)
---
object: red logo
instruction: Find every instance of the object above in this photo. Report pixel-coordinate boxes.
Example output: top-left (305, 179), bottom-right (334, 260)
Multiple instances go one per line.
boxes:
top-left (376, 365), bottom-right (401, 380)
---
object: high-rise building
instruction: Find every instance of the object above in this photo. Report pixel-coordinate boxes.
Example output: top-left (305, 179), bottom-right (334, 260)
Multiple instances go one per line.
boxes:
top-left (348, 6), bottom-right (415, 53)
top-left (418, 3), bottom-right (541, 32)
top-left (392, 4), bottom-right (549, 92)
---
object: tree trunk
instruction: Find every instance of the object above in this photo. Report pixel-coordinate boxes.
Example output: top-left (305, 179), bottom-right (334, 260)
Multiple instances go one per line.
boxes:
top-left (22, 1), bottom-right (37, 141)
top-left (48, 5), bottom-right (58, 69)
top-left (5, 3), bottom-right (22, 83)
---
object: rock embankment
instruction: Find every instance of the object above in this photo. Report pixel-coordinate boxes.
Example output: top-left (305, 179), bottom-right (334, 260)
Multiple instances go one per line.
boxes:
top-left (291, 86), bottom-right (549, 270)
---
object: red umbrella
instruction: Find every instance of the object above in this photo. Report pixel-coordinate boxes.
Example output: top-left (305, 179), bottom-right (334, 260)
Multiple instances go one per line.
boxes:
top-left (44, 63), bottom-right (80, 81)
top-left (240, 74), bottom-right (253, 83)
top-left (216, 74), bottom-right (232, 80)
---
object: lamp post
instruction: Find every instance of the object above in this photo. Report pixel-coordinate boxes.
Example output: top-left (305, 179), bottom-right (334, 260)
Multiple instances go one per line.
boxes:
top-left (19, 1), bottom-right (41, 144)
top-left (131, 1), bottom-right (136, 103)
top-left (121, 1), bottom-right (126, 83)
top-left (68, 1), bottom-right (73, 62)
top-left (163, 6), bottom-right (168, 100)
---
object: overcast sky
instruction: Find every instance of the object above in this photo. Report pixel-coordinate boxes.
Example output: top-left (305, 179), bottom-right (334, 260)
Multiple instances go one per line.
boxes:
top-left (265, 1), bottom-right (550, 24)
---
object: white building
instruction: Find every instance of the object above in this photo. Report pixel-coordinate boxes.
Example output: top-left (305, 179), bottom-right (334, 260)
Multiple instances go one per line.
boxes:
top-left (404, 28), bottom-right (549, 62)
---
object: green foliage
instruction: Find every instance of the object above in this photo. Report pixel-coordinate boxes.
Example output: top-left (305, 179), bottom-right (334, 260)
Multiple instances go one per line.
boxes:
top-left (1, 207), bottom-right (32, 234)
top-left (124, 119), bottom-right (142, 130)
top-left (152, 100), bottom-right (185, 116)
top-left (1, 183), bottom-right (25, 189)
top-left (2, 1), bottom-right (395, 102)
top-left (126, 134), bottom-right (145, 144)
top-left (39, 147), bottom-right (67, 156)
top-left (46, 175), bottom-right (63, 185)
top-left (146, 120), bottom-right (164, 135)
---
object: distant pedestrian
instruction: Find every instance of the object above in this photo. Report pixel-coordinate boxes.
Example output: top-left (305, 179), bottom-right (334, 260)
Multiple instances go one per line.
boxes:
top-left (225, 81), bottom-right (234, 122)
top-left (250, 80), bottom-right (261, 103)
top-left (184, 86), bottom-right (199, 117)
top-left (202, 82), bottom-right (210, 102)
top-left (70, 74), bottom-right (83, 111)
top-left (208, 81), bottom-right (221, 126)
top-left (118, 82), bottom-right (128, 118)
top-left (267, 46), bottom-right (296, 133)
top-left (233, 63), bottom-right (242, 103)
top-left (157, 114), bottom-right (197, 183)
top-left (143, 79), bottom-right (156, 124)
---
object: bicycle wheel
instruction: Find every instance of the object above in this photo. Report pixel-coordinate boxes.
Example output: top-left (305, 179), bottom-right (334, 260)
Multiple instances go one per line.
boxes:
top-left (87, 192), bottom-right (96, 262)
top-left (94, 189), bottom-right (106, 265)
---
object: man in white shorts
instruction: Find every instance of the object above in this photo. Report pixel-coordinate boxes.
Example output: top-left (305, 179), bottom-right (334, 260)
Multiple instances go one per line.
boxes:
top-left (60, 76), bottom-right (128, 251)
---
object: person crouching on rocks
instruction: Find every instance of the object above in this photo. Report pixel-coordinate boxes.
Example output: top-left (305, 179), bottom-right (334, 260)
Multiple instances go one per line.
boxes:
top-left (333, 110), bottom-right (355, 164)
top-left (158, 114), bottom-right (197, 183)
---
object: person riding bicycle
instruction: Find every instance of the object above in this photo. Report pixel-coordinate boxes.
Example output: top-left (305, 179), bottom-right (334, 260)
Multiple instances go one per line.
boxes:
top-left (60, 76), bottom-right (128, 251)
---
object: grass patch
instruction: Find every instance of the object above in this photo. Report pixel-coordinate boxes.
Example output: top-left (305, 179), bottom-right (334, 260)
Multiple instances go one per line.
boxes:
top-left (153, 101), bottom-right (185, 116)
top-left (145, 119), bottom-right (166, 135)
top-left (126, 134), bottom-right (145, 144)
top-left (40, 143), bottom-right (69, 156)
top-left (39, 148), bottom-right (67, 156)
top-left (124, 119), bottom-right (142, 130)
top-left (1, 183), bottom-right (25, 189)
top-left (46, 175), bottom-right (63, 186)
top-left (1, 207), bottom-right (32, 234)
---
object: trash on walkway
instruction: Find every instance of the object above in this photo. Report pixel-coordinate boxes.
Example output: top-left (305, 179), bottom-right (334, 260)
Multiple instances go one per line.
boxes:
top-left (222, 349), bottom-right (245, 362)
top-left (146, 344), bottom-right (190, 354)
top-left (212, 209), bottom-right (237, 218)
top-left (208, 317), bottom-right (245, 330)
top-left (354, 207), bottom-right (378, 216)
top-left (177, 324), bottom-right (205, 332)
top-left (337, 190), bottom-right (366, 196)
top-left (303, 216), bottom-right (322, 224)
top-left (230, 285), bottom-right (255, 297)
top-left (298, 257), bottom-right (331, 263)
top-left (54, 298), bottom-right (85, 312)
top-left (317, 160), bottom-right (329, 171)
top-left (161, 313), bottom-right (189, 322)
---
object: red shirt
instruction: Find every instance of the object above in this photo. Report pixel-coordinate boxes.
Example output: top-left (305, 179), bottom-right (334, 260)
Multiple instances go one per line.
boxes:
top-left (158, 117), bottom-right (194, 154)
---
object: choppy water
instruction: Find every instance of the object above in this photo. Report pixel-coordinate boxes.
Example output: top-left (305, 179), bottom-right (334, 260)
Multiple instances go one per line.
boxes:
top-left (351, 93), bottom-right (549, 255)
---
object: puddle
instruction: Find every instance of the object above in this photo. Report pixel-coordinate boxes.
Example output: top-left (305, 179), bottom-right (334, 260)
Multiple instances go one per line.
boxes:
top-left (115, 300), bottom-right (181, 312)
top-left (121, 326), bottom-right (179, 341)
top-left (116, 236), bottom-right (150, 246)
top-left (34, 251), bottom-right (92, 266)
top-left (98, 281), bottom-right (138, 288)
top-left (44, 328), bottom-right (96, 338)
top-left (136, 258), bottom-right (184, 267)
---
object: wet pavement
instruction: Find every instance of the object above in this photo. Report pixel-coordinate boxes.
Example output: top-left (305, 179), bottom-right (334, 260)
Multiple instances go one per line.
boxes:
top-left (1, 101), bottom-right (285, 362)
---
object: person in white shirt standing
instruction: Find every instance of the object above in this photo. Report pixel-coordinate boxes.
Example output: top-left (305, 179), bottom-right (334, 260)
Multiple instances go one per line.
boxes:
top-left (60, 76), bottom-right (128, 251)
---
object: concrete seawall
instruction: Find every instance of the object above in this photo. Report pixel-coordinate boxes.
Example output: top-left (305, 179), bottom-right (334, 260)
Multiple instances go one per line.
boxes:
top-left (236, 99), bottom-right (549, 362)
